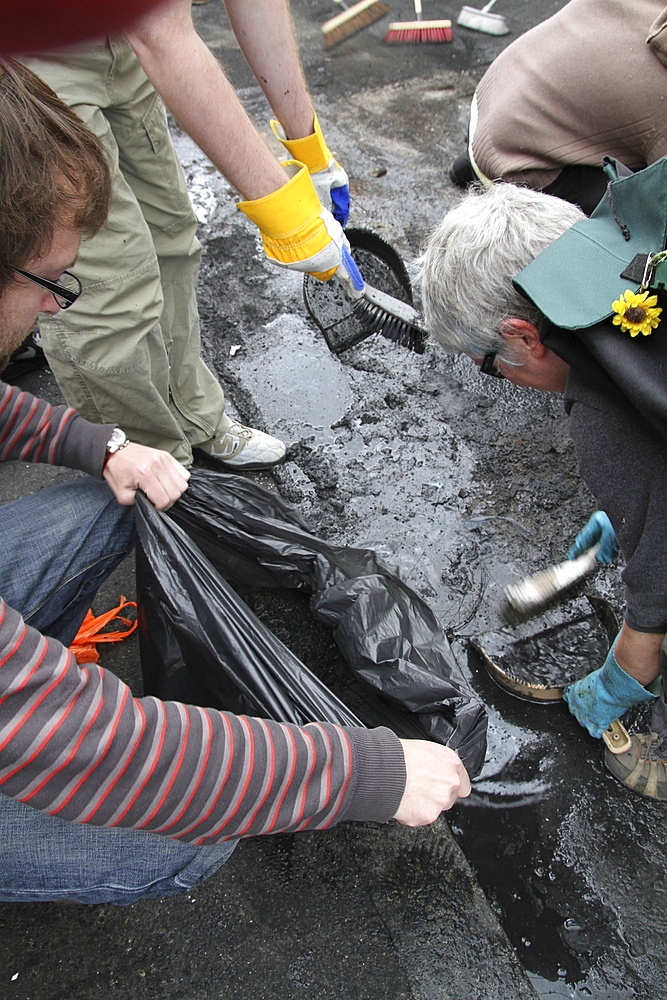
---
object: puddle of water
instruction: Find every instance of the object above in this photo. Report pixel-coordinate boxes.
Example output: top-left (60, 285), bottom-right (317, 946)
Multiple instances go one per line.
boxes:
top-left (449, 631), bottom-right (663, 1000)
top-left (232, 313), bottom-right (354, 446)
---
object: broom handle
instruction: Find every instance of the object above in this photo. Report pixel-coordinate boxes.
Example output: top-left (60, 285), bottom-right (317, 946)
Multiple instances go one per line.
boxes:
top-left (414, 0), bottom-right (423, 19)
top-left (481, 0), bottom-right (499, 11)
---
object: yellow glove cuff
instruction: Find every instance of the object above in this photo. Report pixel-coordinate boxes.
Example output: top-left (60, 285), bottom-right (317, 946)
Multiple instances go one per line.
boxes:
top-left (237, 161), bottom-right (322, 235)
top-left (237, 160), bottom-right (337, 275)
top-left (270, 114), bottom-right (331, 174)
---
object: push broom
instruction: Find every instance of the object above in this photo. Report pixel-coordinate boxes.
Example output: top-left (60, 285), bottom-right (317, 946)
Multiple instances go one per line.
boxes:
top-left (457, 0), bottom-right (509, 36)
top-left (384, 0), bottom-right (452, 43)
top-left (321, 0), bottom-right (389, 49)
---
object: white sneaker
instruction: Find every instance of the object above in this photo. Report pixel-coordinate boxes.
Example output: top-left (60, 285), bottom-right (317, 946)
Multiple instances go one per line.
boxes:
top-left (205, 421), bottom-right (286, 470)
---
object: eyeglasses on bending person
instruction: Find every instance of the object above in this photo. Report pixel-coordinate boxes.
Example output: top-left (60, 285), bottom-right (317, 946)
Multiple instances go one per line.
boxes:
top-left (12, 268), bottom-right (82, 309)
top-left (480, 351), bottom-right (506, 379)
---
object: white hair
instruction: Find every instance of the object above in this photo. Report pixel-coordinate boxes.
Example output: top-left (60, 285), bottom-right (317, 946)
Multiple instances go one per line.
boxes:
top-left (417, 184), bottom-right (585, 361)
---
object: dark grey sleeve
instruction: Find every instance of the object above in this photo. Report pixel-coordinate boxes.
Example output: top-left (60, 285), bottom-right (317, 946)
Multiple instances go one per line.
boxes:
top-left (565, 373), bottom-right (667, 633)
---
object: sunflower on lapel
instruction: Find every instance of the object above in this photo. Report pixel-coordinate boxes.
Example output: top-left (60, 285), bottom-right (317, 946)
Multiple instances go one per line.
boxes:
top-left (611, 289), bottom-right (662, 337)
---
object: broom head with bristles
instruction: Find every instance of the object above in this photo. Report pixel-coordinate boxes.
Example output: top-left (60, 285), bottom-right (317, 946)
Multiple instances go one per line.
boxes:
top-left (322, 0), bottom-right (389, 48)
top-left (384, 18), bottom-right (452, 42)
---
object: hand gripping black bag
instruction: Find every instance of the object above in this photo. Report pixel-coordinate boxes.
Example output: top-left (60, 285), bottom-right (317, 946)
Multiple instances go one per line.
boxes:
top-left (135, 468), bottom-right (487, 776)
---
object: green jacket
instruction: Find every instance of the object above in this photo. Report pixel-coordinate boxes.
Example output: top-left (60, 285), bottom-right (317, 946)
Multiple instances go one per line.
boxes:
top-left (514, 156), bottom-right (667, 440)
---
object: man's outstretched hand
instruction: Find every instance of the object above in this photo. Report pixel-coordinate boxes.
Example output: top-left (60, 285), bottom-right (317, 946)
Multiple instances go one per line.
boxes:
top-left (103, 442), bottom-right (190, 510)
top-left (393, 740), bottom-right (471, 826)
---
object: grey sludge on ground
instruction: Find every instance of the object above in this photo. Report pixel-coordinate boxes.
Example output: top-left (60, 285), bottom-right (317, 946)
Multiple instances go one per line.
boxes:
top-left (0, 2), bottom-right (664, 998)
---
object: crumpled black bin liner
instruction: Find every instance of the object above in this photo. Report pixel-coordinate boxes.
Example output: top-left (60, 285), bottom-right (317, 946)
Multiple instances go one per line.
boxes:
top-left (136, 468), bottom-right (487, 776)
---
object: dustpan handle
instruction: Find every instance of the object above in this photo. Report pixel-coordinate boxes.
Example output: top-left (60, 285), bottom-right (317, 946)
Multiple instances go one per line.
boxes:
top-left (340, 245), bottom-right (365, 292)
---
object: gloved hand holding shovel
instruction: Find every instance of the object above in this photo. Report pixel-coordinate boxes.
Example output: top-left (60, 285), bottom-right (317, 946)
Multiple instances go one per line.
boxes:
top-left (562, 514), bottom-right (657, 737)
top-left (567, 510), bottom-right (618, 565)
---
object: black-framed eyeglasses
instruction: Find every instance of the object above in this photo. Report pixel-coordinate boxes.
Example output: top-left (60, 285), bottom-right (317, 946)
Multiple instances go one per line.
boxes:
top-left (13, 267), bottom-right (82, 309)
top-left (480, 351), bottom-right (506, 379)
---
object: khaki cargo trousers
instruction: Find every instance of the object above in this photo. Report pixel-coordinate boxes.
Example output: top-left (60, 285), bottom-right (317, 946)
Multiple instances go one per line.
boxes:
top-left (22, 39), bottom-right (230, 464)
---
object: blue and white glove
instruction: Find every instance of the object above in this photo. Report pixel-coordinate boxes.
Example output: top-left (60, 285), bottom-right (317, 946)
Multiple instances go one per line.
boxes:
top-left (568, 511), bottom-right (618, 564)
top-left (237, 161), bottom-right (359, 298)
top-left (563, 637), bottom-right (656, 738)
top-left (270, 115), bottom-right (350, 227)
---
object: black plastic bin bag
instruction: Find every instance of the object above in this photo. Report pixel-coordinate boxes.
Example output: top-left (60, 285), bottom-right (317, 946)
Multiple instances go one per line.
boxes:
top-left (136, 493), bottom-right (361, 727)
top-left (136, 468), bottom-right (487, 776)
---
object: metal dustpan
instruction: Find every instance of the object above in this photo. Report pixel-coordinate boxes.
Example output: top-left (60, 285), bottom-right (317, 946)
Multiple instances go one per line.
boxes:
top-left (470, 595), bottom-right (620, 704)
top-left (303, 227), bottom-right (418, 354)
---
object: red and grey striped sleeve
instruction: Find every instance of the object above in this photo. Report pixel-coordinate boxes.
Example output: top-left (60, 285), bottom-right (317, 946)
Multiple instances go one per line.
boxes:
top-left (0, 600), bottom-right (407, 843)
top-left (0, 380), bottom-right (112, 477)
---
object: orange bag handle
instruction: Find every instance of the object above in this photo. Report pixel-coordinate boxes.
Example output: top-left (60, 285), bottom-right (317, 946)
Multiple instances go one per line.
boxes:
top-left (68, 596), bottom-right (138, 664)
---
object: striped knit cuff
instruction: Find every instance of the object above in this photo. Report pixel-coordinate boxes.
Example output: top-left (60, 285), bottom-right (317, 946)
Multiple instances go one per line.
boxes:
top-left (58, 413), bottom-right (115, 479)
top-left (341, 726), bottom-right (406, 823)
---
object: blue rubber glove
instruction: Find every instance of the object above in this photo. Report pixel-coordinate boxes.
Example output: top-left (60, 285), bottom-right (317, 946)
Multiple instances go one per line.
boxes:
top-left (563, 638), bottom-right (656, 738)
top-left (568, 511), bottom-right (618, 564)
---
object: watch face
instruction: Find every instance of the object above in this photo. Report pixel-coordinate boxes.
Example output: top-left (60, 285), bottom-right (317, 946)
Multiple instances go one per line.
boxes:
top-left (107, 428), bottom-right (127, 452)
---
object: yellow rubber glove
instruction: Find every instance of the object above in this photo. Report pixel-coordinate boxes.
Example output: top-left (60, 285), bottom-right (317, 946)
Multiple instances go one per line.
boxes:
top-left (270, 116), bottom-right (350, 226)
top-left (238, 161), bottom-right (353, 287)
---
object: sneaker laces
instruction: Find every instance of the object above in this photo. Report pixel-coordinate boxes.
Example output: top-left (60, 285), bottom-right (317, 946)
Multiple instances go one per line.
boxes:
top-left (225, 421), bottom-right (253, 442)
top-left (638, 733), bottom-right (667, 761)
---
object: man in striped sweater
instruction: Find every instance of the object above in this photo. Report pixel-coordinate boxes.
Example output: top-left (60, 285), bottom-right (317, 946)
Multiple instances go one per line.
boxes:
top-left (0, 61), bottom-right (470, 905)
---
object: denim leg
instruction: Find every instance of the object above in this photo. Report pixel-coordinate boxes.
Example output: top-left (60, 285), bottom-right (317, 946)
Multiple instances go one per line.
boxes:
top-left (0, 477), bottom-right (136, 646)
top-left (0, 476), bottom-right (236, 903)
top-left (0, 794), bottom-right (236, 905)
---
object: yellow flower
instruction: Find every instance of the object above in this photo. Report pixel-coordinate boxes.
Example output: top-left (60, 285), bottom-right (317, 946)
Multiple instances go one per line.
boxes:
top-left (611, 289), bottom-right (662, 337)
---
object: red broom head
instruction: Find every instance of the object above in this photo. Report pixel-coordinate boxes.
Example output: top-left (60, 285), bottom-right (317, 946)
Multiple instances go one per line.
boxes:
top-left (384, 19), bottom-right (453, 43)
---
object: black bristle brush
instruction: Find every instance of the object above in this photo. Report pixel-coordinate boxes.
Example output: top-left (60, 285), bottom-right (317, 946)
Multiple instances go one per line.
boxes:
top-left (341, 245), bottom-right (428, 353)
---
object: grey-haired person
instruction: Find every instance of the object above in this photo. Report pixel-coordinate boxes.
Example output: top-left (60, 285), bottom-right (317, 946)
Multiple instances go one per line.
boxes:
top-left (419, 181), bottom-right (667, 800)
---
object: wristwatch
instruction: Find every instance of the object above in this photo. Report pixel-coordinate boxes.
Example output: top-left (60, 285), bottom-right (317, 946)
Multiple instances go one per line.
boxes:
top-left (105, 427), bottom-right (130, 457)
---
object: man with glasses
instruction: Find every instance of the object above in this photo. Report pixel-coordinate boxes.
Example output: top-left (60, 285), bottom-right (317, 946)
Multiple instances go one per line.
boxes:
top-left (19, 0), bottom-right (353, 471)
top-left (419, 181), bottom-right (667, 800)
top-left (11, 267), bottom-right (81, 308)
top-left (0, 60), bottom-right (470, 906)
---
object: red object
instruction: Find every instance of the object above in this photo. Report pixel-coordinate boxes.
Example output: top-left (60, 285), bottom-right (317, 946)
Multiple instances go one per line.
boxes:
top-left (384, 19), bottom-right (453, 43)
top-left (1, 0), bottom-right (165, 55)
top-left (68, 597), bottom-right (138, 665)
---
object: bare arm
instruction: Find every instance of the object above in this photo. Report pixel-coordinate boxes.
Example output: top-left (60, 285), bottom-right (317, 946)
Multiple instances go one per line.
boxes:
top-left (125, 0), bottom-right (287, 198)
top-left (615, 621), bottom-right (664, 687)
top-left (223, 0), bottom-right (315, 139)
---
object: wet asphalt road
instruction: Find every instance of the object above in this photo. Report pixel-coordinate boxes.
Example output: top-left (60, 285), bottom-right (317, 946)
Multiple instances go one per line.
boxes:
top-left (1, 1), bottom-right (666, 998)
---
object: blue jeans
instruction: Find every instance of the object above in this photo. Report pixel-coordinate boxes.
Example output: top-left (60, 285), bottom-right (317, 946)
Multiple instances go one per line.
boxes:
top-left (0, 477), bottom-right (235, 904)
